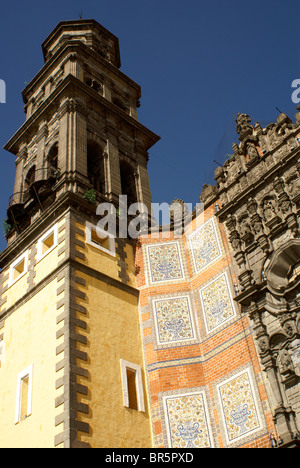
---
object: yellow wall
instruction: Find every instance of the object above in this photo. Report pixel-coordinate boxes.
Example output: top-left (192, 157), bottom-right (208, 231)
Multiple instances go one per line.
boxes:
top-left (0, 279), bottom-right (60, 448)
top-left (74, 270), bottom-right (152, 448)
top-left (0, 213), bottom-right (152, 448)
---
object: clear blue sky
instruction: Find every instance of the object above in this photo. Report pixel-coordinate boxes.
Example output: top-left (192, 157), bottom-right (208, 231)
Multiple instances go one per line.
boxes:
top-left (0, 0), bottom-right (299, 251)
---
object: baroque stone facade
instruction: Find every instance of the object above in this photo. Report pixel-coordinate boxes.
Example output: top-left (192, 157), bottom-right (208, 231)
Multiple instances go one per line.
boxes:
top-left (210, 110), bottom-right (300, 447)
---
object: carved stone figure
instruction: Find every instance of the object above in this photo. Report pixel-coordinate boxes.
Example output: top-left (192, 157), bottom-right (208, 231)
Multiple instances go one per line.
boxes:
top-left (239, 217), bottom-right (251, 236)
top-left (236, 113), bottom-right (252, 136)
top-left (258, 336), bottom-right (269, 354)
top-left (263, 198), bottom-right (276, 221)
top-left (247, 142), bottom-right (258, 161)
top-left (288, 176), bottom-right (300, 198)
top-left (279, 349), bottom-right (293, 372)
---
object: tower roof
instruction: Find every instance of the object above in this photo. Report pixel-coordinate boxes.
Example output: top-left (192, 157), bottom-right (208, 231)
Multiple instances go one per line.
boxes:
top-left (41, 19), bottom-right (121, 68)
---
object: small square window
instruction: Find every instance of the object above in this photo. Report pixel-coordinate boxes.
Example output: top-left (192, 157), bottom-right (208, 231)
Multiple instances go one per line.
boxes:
top-left (9, 251), bottom-right (28, 286)
top-left (86, 222), bottom-right (115, 256)
top-left (14, 259), bottom-right (25, 279)
top-left (37, 224), bottom-right (58, 261)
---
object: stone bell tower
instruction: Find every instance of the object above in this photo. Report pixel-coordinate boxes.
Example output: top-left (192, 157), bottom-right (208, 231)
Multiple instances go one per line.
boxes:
top-left (0, 20), bottom-right (159, 448)
top-left (5, 19), bottom-right (159, 240)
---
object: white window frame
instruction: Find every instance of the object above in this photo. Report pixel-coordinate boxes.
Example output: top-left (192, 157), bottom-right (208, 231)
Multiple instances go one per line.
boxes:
top-left (36, 223), bottom-right (58, 262)
top-left (0, 339), bottom-right (5, 365)
top-left (86, 221), bottom-right (115, 257)
top-left (15, 364), bottom-right (33, 424)
top-left (8, 250), bottom-right (29, 287)
top-left (120, 359), bottom-right (145, 412)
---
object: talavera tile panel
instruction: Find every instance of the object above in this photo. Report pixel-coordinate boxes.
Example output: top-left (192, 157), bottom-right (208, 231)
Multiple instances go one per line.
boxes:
top-left (199, 272), bottom-right (236, 333)
top-left (162, 390), bottom-right (214, 448)
top-left (145, 241), bottom-right (185, 284)
top-left (216, 369), bottom-right (263, 445)
top-left (153, 295), bottom-right (196, 345)
top-left (188, 217), bottom-right (222, 273)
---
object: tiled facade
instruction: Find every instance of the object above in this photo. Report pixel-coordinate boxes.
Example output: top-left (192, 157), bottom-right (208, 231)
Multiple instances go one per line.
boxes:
top-left (199, 272), bottom-right (236, 334)
top-left (136, 206), bottom-right (275, 448)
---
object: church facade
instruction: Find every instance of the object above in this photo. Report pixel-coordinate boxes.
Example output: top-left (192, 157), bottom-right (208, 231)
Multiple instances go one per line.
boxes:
top-left (0, 19), bottom-right (299, 448)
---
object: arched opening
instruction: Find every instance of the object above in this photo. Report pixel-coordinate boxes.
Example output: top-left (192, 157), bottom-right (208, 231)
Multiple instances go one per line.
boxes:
top-left (265, 239), bottom-right (300, 295)
top-left (119, 159), bottom-right (137, 206)
top-left (47, 143), bottom-right (58, 171)
top-left (24, 166), bottom-right (36, 189)
top-left (87, 142), bottom-right (105, 194)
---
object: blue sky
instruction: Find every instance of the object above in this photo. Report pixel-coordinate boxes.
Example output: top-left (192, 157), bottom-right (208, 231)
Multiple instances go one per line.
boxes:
top-left (0, 0), bottom-right (299, 251)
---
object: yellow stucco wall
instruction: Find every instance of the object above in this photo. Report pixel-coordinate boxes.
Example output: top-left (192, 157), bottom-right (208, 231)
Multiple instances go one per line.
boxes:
top-left (0, 279), bottom-right (60, 448)
top-left (0, 213), bottom-right (152, 448)
top-left (74, 270), bottom-right (152, 448)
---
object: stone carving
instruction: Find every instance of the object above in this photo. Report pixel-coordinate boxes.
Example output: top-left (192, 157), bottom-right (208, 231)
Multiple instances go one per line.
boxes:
top-left (263, 198), bottom-right (275, 221)
top-left (212, 108), bottom-right (300, 446)
top-left (278, 348), bottom-right (293, 373)
top-left (287, 175), bottom-right (300, 199)
top-left (236, 113), bottom-right (253, 137)
top-left (246, 142), bottom-right (259, 164)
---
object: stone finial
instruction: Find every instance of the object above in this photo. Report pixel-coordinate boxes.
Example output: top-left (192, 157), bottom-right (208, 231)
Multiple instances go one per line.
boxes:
top-left (235, 113), bottom-right (253, 138)
top-left (199, 184), bottom-right (216, 204)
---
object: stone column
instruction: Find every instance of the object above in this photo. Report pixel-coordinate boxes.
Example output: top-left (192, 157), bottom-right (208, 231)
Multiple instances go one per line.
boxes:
top-left (13, 145), bottom-right (27, 203)
top-left (106, 118), bottom-right (121, 204)
top-left (250, 305), bottom-right (298, 444)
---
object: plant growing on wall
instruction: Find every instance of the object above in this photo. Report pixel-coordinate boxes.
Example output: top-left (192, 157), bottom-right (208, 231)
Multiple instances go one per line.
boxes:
top-left (84, 189), bottom-right (96, 204)
top-left (2, 220), bottom-right (11, 235)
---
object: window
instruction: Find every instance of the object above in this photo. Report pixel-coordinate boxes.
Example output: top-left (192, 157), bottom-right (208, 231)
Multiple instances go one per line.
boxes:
top-left (87, 142), bottom-right (105, 193)
top-left (86, 222), bottom-right (115, 256)
top-left (24, 165), bottom-right (36, 189)
top-left (119, 159), bottom-right (138, 206)
top-left (0, 340), bottom-right (5, 367)
top-left (9, 251), bottom-right (29, 286)
top-left (37, 224), bottom-right (58, 261)
top-left (47, 143), bottom-right (58, 173)
top-left (126, 368), bottom-right (138, 410)
top-left (15, 364), bottom-right (33, 424)
top-left (120, 359), bottom-right (145, 412)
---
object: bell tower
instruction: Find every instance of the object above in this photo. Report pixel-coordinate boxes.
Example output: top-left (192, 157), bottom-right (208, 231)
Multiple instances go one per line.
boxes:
top-left (5, 19), bottom-right (159, 241)
top-left (0, 20), bottom-right (159, 448)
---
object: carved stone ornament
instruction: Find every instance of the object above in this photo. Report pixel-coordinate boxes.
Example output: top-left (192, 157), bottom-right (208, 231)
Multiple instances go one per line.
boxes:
top-left (287, 176), bottom-right (300, 199)
top-left (280, 314), bottom-right (297, 337)
top-left (262, 197), bottom-right (276, 222)
top-left (278, 348), bottom-right (294, 373)
top-left (246, 142), bottom-right (259, 162)
top-left (169, 199), bottom-right (189, 223)
top-left (258, 336), bottom-right (269, 354)
top-left (236, 113), bottom-right (253, 137)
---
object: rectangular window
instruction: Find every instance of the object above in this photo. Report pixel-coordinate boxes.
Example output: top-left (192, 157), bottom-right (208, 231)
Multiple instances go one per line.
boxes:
top-left (37, 224), bottom-right (58, 261)
top-left (126, 368), bottom-right (138, 410)
top-left (9, 251), bottom-right (29, 286)
top-left (120, 359), bottom-right (145, 412)
top-left (15, 364), bottom-right (33, 424)
top-left (86, 221), bottom-right (115, 256)
top-left (20, 375), bottom-right (29, 421)
top-left (0, 339), bottom-right (5, 367)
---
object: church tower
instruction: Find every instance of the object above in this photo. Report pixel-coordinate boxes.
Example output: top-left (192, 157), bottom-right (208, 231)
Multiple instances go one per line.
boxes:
top-left (0, 19), bottom-right (159, 448)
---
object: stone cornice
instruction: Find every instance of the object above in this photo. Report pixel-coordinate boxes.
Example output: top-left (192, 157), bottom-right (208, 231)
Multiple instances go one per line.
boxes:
top-left (22, 41), bottom-right (140, 104)
top-left (215, 145), bottom-right (300, 221)
top-left (4, 74), bottom-right (160, 155)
